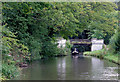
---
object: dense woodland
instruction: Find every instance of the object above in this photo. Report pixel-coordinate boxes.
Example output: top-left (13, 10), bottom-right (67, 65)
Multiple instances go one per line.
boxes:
top-left (1, 2), bottom-right (120, 80)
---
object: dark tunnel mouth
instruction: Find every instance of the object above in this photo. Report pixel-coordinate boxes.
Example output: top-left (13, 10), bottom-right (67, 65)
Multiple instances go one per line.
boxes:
top-left (70, 29), bottom-right (92, 54)
top-left (71, 44), bottom-right (92, 53)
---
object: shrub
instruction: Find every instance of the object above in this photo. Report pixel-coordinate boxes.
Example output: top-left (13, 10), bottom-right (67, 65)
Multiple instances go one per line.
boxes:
top-left (1, 25), bottom-right (31, 79)
top-left (41, 40), bottom-right (59, 58)
top-left (2, 63), bottom-right (20, 79)
top-left (109, 29), bottom-right (120, 54)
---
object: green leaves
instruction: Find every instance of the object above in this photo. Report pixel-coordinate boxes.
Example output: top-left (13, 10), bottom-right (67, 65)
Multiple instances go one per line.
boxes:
top-left (2, 2), bottom-right (119, 80)
top-left (88, 9), bottom-right (118, 44)
top-left (2, 2), bottom-right (118, 59)
top-left (2, 63), bottom-right (19, 79)
top-left (109, 28), bottom-right (120, 54)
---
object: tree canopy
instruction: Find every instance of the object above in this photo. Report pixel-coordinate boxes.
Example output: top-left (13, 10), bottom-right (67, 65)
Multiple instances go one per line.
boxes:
top-left (2, 2), bottom-right (118, 58)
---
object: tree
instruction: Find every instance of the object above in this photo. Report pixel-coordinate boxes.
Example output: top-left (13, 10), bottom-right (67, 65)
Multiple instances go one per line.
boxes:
top-left (109, 28), bottom-right (120, 54)
top-left (87, 7), bottom-right (118, 44)
top-left (2, 2), bottom-right (118, 58)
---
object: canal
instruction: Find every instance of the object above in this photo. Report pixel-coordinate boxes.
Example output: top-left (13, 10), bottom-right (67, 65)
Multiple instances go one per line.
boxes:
top-left (15, 55), bottom-right (118, 80)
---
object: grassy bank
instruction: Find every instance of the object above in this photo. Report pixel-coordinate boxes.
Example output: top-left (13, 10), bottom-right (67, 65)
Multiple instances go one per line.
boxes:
top-left (83, 49), bottom-right (120, 65)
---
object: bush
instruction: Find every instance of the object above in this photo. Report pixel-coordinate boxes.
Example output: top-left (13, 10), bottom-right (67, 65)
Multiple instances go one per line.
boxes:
top-left (41, 40), bottom-right (59, 58)
top-left (1, 25), bottom-right (31, 79)
top-left (66, 40), bottom-right (73, 49)
top-left (109, 29), bottom-right (120, 54)
top-left (2, 63), bottom-right (20, 79)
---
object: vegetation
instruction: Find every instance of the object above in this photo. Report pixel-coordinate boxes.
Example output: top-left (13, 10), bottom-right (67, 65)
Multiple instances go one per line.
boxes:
top-left (1, 2), bottom-right (119, 80)
top-left (84, 28), bottom-right (120, 64)
top-left (83, 28), bottom-right (120, 65)
top-left (84, 48), bottom-right (119, 64)
top-left (109, 28), bottom-right (120, 54)
top-left (88, 11), bottom-right (118, 44)
top-left (57, 40), bottom-right (73, 56)
top-left (1, 24), bottom-right (31, 80)
top-left (2, 2), bottom-right (117, 58)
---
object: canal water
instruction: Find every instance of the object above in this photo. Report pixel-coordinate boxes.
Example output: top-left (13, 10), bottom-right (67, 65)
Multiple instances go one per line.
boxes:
top-left (16, 55), bottom-right (118, 80)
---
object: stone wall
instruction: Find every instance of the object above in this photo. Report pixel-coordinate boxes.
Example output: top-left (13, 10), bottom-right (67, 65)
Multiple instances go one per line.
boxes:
top-left (91, 39), bottom-right (104, 51)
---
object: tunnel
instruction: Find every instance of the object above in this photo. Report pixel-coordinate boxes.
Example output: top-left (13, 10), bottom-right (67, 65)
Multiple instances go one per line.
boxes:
top-left (70, 30), bottom-right (92, 55)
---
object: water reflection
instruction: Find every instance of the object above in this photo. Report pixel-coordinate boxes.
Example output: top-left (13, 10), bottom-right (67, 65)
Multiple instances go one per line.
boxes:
top-left (17, 56), bottom-right (118, 80)
top-left (57, 57), bottom-right (66, 80)
top-left (91, 57), bottom-right (104, 80)
top-left (91, 57), bottom-right (118, 80)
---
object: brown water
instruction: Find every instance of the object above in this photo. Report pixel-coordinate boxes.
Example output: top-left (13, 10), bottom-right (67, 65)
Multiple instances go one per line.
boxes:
top-left (15, 55), bottom-right (119, 80)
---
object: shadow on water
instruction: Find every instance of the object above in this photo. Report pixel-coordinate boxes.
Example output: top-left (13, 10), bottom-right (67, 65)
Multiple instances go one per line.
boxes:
top-left (15, 54), bottom-right (118, 80)
top-left (71, 52), bottom-right (84, 59)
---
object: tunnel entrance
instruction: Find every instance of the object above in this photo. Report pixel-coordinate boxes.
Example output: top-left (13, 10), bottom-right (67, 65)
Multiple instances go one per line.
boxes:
top-left (70, 40), bottom-right (92, 55)
top-left (69, 30), bottom-right (91, 55)
top-left (71, 44), bottom-right (91, 53)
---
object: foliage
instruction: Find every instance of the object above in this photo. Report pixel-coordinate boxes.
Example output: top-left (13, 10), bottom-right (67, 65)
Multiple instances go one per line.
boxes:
top-left (66, 40), bottom-right (73, 49)
top-left (88, 11), bottom-right (118, 44)
top-left (1, 24), bottom-right (31, 79)
top-left (2, 24), bottom-right (30, 63)
top-left (109, 28), bottom-right (120, 54)
top-left (65, 40), bottom-right (73, 55)
top-left (41, 40), bottom-right (59, 58)
top-left (56, 40), bottom-right (72, 56)
top-left (2, 63), bottom-right (20, 79)
top-left (2, 2), bottom-right (118, 57)
top-left (84, 49), bottom-right (105, 56)
top-left (57, 47), bottom-right (69, 56)
top-left (2, 3), bottom-right (41, 59)
top-left (84, 49), bottom-right (119, 64)
top-left (1, 2), bottom-right (119, 80)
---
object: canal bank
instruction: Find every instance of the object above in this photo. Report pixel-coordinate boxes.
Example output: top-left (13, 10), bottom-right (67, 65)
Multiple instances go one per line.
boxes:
top-left (83, 49), bottom-right (120, 65)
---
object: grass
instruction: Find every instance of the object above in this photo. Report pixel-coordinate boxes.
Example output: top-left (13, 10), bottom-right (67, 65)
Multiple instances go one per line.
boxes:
top-left (104, 54), bottom-right (119, 64)
top-left (83, 49), bottom-right (120, 65)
